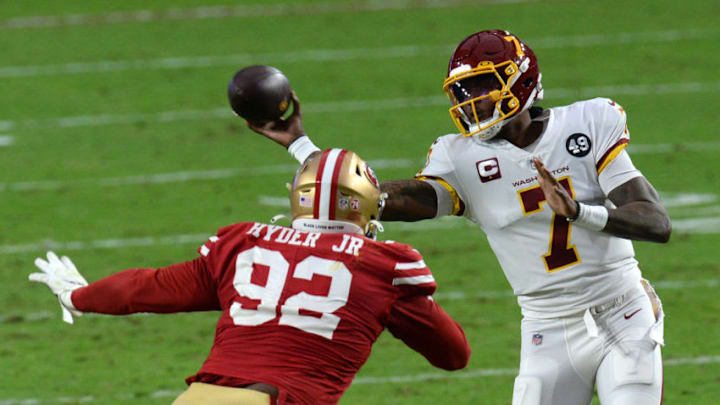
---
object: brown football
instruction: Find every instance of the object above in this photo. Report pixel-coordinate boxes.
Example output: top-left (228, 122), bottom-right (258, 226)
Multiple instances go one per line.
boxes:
top-left (227, 65), bottom-right (292, 123)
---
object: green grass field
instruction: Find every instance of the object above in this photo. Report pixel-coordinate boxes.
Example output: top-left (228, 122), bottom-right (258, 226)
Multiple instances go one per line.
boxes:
top-left (1, 1), bottom-right (719, 404)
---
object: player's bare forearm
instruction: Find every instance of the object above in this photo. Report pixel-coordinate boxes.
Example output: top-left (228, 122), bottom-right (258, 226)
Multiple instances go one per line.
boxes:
top-left (380, 179), bottom-right (437, 221)
top-left (605, 177), bottom-right (672, 243)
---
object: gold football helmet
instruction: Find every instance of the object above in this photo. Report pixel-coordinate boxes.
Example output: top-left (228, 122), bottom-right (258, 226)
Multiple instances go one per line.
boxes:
top-left (290, 149), bottom-right (385, 238)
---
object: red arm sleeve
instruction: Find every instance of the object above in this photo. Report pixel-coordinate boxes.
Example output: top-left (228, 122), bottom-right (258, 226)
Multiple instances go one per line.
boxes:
top-left (71, 257), bottom-right (220, 315)
top-left (386, 295), bottom-right (470, 370)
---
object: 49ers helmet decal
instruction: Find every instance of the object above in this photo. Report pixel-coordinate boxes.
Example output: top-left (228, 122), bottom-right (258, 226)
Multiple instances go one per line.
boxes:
top-left (443, 30), bottom-right (543, 140)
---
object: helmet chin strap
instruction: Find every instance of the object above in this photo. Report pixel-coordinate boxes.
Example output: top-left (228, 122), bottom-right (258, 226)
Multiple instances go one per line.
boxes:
top-left (473, 122), bottom-right (504, 140)
top-left (270, 214), bottom-right (290, 224)
top-left (364, 220), bottom-right (384, 240)
top-left (464, 107), bottom-right (507, 140)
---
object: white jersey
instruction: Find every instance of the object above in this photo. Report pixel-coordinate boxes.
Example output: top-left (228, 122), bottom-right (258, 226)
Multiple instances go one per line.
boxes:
top-left (417, 98), bottom-right (643, 318)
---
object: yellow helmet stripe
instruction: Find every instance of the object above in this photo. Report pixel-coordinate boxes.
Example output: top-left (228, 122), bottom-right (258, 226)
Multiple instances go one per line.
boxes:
top-left (504, 35), bottom-right (525, 57)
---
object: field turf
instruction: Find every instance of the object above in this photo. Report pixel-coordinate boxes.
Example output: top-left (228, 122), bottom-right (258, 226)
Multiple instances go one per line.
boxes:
top-left (1, 1), bottom-right (719, 404)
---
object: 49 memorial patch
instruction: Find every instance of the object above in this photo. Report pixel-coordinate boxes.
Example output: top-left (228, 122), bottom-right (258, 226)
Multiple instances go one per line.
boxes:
top-left (566, 133), bottom-right (592, 157)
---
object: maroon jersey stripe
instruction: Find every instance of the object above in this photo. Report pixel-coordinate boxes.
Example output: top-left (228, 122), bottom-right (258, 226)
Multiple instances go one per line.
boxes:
top-left (596, 138), bottom-right (629, 171)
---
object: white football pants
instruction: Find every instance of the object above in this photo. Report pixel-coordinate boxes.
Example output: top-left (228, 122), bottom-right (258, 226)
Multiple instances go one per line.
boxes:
top-left (512, 280), bottom-right (664, 405)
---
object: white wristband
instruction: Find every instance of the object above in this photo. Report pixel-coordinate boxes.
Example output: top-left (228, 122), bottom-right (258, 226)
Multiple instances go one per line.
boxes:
top-left (60, 290), bottom-right (83, 315)
top-left (288, 135), bottom-right (321, 164)
top-left (58, 290), bottom-right (83, 324)
top-left (569, 202), bottom-right (609, 231)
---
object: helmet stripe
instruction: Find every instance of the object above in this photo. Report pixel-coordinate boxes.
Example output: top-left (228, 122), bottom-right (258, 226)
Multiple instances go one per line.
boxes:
top-left (313, 150), bottom-right (331, 219)
top-left (328, 149), bottom-right (348, 220)
top-left (314, 148), bottom-right (344, 220)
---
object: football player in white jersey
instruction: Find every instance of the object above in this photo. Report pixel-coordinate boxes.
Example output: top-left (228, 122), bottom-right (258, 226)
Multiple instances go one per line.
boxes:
top-left (246, 30), bottom-right (670, 405)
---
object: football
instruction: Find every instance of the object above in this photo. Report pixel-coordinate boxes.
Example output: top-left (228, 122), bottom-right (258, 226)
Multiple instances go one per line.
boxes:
top-left (227, 65), bottom-right (292, 123)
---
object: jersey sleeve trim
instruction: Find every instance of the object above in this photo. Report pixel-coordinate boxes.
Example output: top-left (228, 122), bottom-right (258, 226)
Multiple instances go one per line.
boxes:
top-left (395, 260), bottom-right (427, 270)
top-left (200, 245), bottom-right (210, 256)
top-left (596, 138), bottom-right (629, 174)
top-left (415, 175), bottom-right (465, 215)
top-left (392, 274), bottom-right (436, 286)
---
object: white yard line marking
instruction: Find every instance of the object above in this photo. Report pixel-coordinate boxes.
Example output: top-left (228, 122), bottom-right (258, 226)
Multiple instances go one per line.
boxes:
top-left (663, 355), bottom-right (720, 366)
top-left (670, 204), bottom-right (720, 217)
top-left (0, 234), bottom-right (211, 255)
top-left (355, 368), bottom-right (519, 384)
top-left (671, 217), bottom-right (720, 234)
top-left (0, 121), bottom-right (14, 131)
top-left (0, 355), bottom-right (717, 404)
top-left (0, 29), bottom-right (716, 78)
top-left (0, 135), bottom-right (14, 147)
top-left (4, 81), bottom-right (720, 132)
top-left (660, 192), bottom-right (717, 208)
top-left (258, 195), bottom-right (290, 207)
top-left (652, 279), bottom-right (720, 289)
top-left (549, 81), bottom-right (720, 99)
top-left (0, 155), bottom-right (717, 192)
top-left (628, 142), bottom-right (720, 154)
top-left (0, 0), bottom-right (535, 30)
top-left (0, 165), bottom-right (298, 192)
top-left (355, 355), bottom-right (720, 384)
top-left (0, 158), bottom-right (417, 192)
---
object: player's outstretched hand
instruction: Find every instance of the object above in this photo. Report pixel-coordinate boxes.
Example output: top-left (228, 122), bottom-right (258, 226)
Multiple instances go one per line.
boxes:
top-left (533, 157), bottom-right (578, 219)
top-left (29, 251), bottom-right (88, 324)
top-left (247, 91), bottom-right (305, 148)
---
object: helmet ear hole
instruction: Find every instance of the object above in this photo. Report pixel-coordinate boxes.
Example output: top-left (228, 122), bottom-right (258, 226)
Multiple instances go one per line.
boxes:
top-left (523, 78), bottom-right (534, 88)
top-left (355, 165), bottom-right (362, 176)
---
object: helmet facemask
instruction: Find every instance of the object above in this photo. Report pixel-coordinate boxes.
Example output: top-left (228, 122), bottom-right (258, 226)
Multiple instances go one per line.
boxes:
top-left (444, 60), bottom-right (523, 140)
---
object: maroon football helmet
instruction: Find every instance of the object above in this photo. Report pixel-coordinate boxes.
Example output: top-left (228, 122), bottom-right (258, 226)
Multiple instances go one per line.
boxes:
top-left (443, 30), bottom-right (543, 140)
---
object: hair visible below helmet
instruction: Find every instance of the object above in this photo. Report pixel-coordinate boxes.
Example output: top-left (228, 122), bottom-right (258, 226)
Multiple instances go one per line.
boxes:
top-left (443, 29), bottom-right (543, 140)
top-left (290, 149), bottom-right (385, 238)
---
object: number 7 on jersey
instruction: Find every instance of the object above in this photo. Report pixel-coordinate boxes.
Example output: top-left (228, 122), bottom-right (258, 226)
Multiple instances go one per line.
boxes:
top-left (518, 177), bottom-right (580, 272)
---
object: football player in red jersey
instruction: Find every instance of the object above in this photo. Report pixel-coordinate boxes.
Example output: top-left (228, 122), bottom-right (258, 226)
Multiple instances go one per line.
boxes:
top-left (248, 30), bottom-right (669, 405)
top-left (29, 149), bottom-right (470, 405)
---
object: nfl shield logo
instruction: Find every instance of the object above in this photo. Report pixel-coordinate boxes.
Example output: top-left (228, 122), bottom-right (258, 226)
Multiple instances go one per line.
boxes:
top-left (299, 196), bottom-right (313, 207)
top-left (532, 333), bottom-right (543, 346)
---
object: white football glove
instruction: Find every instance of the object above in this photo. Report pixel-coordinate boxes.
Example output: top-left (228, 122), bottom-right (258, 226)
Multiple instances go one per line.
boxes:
top-left (29, 251), bottom-right (88, 324)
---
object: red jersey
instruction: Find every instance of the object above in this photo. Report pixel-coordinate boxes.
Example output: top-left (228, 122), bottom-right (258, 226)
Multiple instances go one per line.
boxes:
top-left (72, 222), bottom-right (470, 404)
